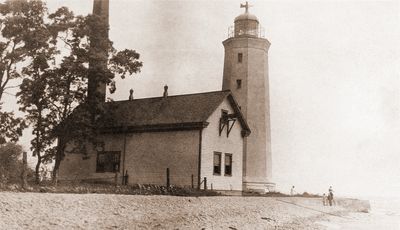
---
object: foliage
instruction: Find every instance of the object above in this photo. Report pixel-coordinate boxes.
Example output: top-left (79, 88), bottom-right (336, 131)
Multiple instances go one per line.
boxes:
top-left (242, 191), bottom-right (323, 198)
top-left (10, 182), bottom-right (220, 197)
top-left (0, 0), bottom-right (45, 143)
top-left (12, 0), bottom-right (58, 183)
top-left (47, 7), bottom-right (142, 181)
top-left (0, 142), bottom-right (24, 184)
top-left (15, 1), bottom-right (143, 183)
top-left (0, 108), bottom-right (26, 144)
top-left (18, 70), bottom-right (56, 183)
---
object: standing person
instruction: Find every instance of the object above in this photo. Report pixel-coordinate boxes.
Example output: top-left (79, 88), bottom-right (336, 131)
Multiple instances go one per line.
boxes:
top-left (322, 193), bottom-right (327, 206)
top-left (290, 186), bottom-right (296, 196)
top-left (328, 186), bottom-right (334, 206)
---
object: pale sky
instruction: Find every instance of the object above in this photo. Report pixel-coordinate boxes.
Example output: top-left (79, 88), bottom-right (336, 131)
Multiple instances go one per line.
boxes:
top-left (2, 0), bottom-right (400, 198)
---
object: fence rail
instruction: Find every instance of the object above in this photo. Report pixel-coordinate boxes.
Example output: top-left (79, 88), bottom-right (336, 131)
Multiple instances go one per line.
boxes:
top-left (55, 169), bottom-right (209, 191)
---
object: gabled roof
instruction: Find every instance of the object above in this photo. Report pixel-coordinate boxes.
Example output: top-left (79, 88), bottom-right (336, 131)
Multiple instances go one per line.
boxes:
top-left (101, 90), bottom-right (250, 136)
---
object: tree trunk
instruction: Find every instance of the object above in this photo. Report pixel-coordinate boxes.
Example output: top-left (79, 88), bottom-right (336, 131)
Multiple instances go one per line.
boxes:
top-left (52, 139), bottom-right (65, 186)
top-left (21, 151), bottom-right (28, 189)
top-left (35, 155), bottom-right (41, 184)
top-left (35, 106), bottom-right (43, 184)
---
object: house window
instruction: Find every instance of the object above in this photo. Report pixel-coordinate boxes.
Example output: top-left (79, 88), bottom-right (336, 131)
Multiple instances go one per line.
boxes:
top-left (238, 53), bottom-right (243, 63)
top-left (96, 151), bottom-right (121, 173)
top-left (213, 152), bottom-right (222, 175)
top-left (236, 79), bottom-right (242, 89)
top-left (225, 154), bottom-right (232, 176)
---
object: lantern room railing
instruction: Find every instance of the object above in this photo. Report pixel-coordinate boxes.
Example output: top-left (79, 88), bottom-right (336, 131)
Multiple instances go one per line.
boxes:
top-left (227, 25), bottom-right (265, 39)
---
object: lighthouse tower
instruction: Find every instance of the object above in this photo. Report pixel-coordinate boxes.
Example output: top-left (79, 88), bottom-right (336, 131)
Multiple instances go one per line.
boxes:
top-left (222, 2), bottom-right (274, 192)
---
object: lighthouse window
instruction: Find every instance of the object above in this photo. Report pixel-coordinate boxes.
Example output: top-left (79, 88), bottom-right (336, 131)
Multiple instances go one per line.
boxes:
top-left (238, 53), bottom-right (243, 63)
top-left (236, 79), bottom-right (242, 89)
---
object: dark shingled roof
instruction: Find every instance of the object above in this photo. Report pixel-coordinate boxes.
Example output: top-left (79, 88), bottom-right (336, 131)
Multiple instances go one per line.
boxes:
top-left (101, 90), bottom-right (250, 136)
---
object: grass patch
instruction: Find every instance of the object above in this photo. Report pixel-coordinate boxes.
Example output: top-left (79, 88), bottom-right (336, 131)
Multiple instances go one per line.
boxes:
top-left (1, 181), bottom-right (220, 197)
top-left (243, 191), bottom-right (322, 198)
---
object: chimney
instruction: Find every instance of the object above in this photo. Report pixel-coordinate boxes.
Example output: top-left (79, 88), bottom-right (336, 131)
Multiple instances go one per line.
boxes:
top-left (93, 0), bottom-right (109, 21)
top-left (87, 0), bottom-right (109, 104)
top-left (163, 85), bottom-right (168, 98)
top-left (129, 89), bottom-right (134, 101)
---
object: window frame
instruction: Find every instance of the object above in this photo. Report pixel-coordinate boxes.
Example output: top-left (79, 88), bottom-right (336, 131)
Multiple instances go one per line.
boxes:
top-left (224, 153), bottom-right (233, 176)
top-left (236, 79), bottom-right (242, 89)
top-left (213, 152), bottom-right (222, 176)
top-left (96, 151), bottom-right (121, 173)
top-left (238, 53), bottom-right (243, 63)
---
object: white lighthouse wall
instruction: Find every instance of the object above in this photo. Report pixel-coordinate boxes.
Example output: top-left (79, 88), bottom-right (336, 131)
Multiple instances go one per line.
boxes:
top-left (201, 98), bottom-right (244, 191)
top-left (222, 37), bottom-right (273, 191)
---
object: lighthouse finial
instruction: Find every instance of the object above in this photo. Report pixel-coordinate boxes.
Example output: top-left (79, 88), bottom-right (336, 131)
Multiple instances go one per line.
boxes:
top-left (240, 1), bottom-right (252, 13)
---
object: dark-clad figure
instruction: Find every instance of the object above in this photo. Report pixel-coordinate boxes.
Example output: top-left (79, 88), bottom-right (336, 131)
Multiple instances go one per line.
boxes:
top-left (327, 186), bottom-right (334, 206)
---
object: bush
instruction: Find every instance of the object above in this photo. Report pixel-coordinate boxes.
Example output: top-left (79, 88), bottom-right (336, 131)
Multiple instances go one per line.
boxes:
top-left (0, 143), bottom-right (23, 184)
top-left (45, 182), bottom-right (221, 196)
top-left (9, 181), bottom-right (219, 196)
top-left (0, 143), bottom-right (35, 186)
top-left (301, 191), bottom-right (321, 198)
top-left (243, 191), bottom-right (290, 197)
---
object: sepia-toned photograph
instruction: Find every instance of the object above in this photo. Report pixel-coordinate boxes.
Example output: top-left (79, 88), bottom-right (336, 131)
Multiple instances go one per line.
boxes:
top-left (0, 0), bottom-right (399, 229)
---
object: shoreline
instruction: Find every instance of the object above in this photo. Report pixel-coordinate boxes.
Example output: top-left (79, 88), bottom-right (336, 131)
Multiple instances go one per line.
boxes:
top-left (317, 198), bottom-right (400, 230)
top-left (0, 192), bottom-right (370, 229)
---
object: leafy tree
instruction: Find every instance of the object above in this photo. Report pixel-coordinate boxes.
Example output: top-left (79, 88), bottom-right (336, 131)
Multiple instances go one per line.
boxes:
top-left (0, 142), bottom-right (33, 187)
top-left (17, 3), bottom-right (142, 183)
top-left (50, 9), bottom-right (142, 182)
top-left (0, 0), bottom-right (45, 143)
top-left (0, 142), bottom-right (23, 184)
top-left (18, 69), bottom-right (56, 183)
top-left (17, 52), bottom-right (59, 183)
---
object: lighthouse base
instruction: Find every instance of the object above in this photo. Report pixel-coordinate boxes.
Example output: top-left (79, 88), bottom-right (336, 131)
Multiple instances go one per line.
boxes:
top-left (243, 181), bottom-right (276, 193)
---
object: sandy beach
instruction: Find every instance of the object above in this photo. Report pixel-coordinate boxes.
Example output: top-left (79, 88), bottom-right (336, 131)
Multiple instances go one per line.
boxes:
top-left (0, 192), bottom-right (367, 229)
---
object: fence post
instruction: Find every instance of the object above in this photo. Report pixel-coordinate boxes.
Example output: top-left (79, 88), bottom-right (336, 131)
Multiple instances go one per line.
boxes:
top-left (191, 174), bottom-right (194, 189)
top-left (124, 170), bottom-right (129, 185)
top-left (114, 171), bottom-right (119, 186)
top-left (166, 168), bottom-right (170, 188)
top-left (204, 177), bottom-right (207, 190)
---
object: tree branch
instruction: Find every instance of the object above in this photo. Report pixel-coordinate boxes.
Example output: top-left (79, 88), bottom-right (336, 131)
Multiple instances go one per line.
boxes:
top-left (48, 100), bottom-right (64, 117)
top-left (3, 91), bottom-right (16, 96)
top-left (58, 34), bottom-right (73, 50)
top-left (0, 42), bottom-right (17, 100)
top-left (4, 84), bottom-right (20, 90)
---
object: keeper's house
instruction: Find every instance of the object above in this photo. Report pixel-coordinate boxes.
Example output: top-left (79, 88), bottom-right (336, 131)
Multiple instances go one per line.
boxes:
top-left (58, 90), bottom-right (250, 191)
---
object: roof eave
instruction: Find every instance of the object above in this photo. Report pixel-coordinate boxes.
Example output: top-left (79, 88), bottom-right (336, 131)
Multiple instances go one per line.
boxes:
top-left (226, 93), bottom-right (252, 137)
top-left (100, 122), bottom-right (209, 134)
